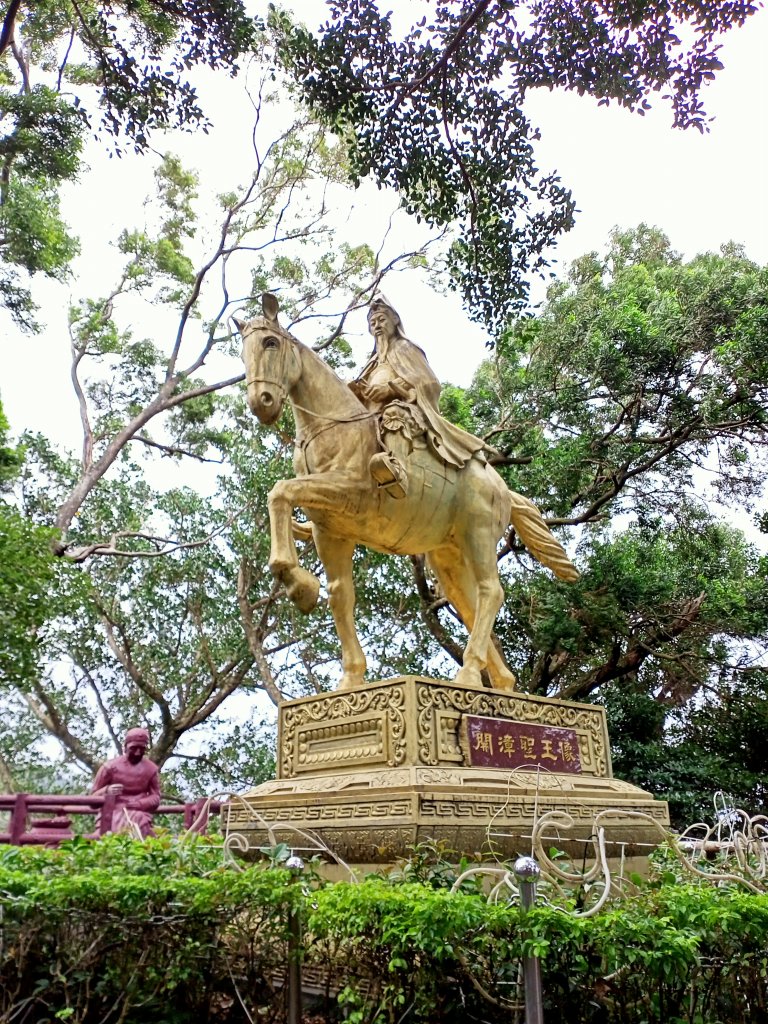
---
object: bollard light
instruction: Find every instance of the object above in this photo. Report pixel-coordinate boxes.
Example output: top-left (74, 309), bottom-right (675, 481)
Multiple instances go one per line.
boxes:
top-left (514, 855), bottom-right (541, 882)
top-left (513, 855), bottom-right (543, 1024)
top-left (286, 854), bottom-right (304, 1024)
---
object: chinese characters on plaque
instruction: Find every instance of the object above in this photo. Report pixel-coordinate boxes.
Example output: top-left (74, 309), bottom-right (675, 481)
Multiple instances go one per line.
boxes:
top-left (461, 715), bottom-right (583, 774)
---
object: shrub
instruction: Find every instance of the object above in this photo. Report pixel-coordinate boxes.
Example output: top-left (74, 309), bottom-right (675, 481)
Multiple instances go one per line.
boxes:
top-left (1, 835), bottom-right (767, 1022)
top-left (0, 834), bottom-right (299, 1023)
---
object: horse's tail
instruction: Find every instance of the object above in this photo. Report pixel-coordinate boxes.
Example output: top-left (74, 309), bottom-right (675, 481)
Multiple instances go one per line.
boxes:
top-left (508, 490), bottom-right (579, 581)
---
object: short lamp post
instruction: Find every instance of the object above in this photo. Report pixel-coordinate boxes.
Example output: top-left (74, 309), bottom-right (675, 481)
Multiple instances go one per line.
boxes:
top-left (285, 855), bottom-right (304, 1024)
top-left (514, 855), bottom-right (544, 1024)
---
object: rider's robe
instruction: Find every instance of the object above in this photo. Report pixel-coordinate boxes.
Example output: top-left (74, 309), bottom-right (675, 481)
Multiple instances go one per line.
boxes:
top-left (354, 338), bottom-right (486, 470)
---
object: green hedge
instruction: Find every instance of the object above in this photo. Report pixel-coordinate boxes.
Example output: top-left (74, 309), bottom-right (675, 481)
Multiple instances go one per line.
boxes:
top-left (0, 835), bottom-right (299, 1024)
top-left (1, 836), bottom-right (767, 1023)
top-left (310, 877), bottom-right (768, 1023)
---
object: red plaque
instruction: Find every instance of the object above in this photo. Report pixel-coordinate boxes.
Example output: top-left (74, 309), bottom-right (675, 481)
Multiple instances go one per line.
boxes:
top-left (462, 715), bottom-right (582, 773)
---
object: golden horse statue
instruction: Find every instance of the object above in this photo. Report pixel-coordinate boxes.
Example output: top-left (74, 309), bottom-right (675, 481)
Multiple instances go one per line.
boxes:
top-left (238, 294), bottom-right (578, 692)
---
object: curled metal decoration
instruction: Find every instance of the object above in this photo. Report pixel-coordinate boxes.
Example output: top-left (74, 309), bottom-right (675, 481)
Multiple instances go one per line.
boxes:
top-left (451, 791), bottom-right (768, 915)
top-left (221, 793), bottom-right (358, 881)
top-left (675, 793), bottom-right (768, 893)
top-left (451, 811), bottom-right (621, 918)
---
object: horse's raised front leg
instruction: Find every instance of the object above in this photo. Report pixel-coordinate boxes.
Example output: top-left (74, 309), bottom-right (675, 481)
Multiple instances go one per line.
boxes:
top-left (313, 530), bottom-right (366, 691)
top-left (267, 475), bottom-right (367, 615)
top-left (267, 478), bottom-right (320, 613)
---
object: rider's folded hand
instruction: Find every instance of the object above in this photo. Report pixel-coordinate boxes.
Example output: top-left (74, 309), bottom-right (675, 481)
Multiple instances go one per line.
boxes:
top-left (363, 383), bottom-right (393, 403)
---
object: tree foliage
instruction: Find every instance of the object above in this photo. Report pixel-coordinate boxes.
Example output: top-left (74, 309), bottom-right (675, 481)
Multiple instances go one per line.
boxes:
top-left (0, 401), bottom-right (58, 793)
top-left (0, 1), bottom-right (258, 143)
top-left (447, 226), bottom-right (768, 820)
top-left (0, 0), bottom-right (259, 328)
top-left (280, 0), bottom-right (758, 332)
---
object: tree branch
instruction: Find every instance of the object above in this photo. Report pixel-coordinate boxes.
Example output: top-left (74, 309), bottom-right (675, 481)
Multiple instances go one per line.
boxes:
top-left (0, 751), bottom-right (17, 792)
top-left (10, 36), bottom-right (30, 92)
top-left (64, 503), bottom-right (247, 562)
top-left (78, 665), bottom-right (122, 752)
top-left (53, 372), bottom-right (245, 551)
top-left (556, 592), bottom-right (707, 701)
top-left (237, 560), bottom-right (286, 707)
top-left (130, 434), bottom-right (224, 463)
top-left (98, 609), bottom-right (173, 732)
top-left (0, 0), bottom-right (23, 58)
top-left (178, 657), bottom-right (253, 735)
top-left (22, 680), bottom-right (98, 772)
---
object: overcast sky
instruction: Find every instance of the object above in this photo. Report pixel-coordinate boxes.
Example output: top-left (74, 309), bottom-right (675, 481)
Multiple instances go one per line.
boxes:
top-left (3, 4), bottom-right (767, 443)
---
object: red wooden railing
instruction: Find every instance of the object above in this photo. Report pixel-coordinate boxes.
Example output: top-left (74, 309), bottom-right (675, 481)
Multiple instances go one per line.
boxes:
top-left (0, 793), bottom-right (221, 845)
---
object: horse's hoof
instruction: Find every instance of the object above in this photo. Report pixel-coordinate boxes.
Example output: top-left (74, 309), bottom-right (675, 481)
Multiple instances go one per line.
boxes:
top-left (284, 567), bottom-right (320, 614)
top-left (490, 671), bottom-right (517, 692)
top-left (454, 666), bottom-right (483, 688)
top-left (336, 673), bottom-right (365, 692)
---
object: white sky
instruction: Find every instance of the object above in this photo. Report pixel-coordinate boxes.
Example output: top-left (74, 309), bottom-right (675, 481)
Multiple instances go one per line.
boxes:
top-left (2, 4), bottom-right (767, 442)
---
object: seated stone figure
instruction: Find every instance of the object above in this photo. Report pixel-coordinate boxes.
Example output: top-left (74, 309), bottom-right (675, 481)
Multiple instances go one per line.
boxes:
top-left (350, 297), bottom-right (487, 498)
top-left (91, 727), bottom-right (161, 838)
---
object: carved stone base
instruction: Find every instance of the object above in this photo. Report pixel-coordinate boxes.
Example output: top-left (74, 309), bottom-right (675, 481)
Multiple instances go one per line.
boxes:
top-left (226, 677), bottom-right (669, 862)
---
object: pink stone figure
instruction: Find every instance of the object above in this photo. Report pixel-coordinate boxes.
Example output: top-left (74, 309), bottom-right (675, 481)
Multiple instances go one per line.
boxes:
top-left (91, 728), bottom-right (161, 838)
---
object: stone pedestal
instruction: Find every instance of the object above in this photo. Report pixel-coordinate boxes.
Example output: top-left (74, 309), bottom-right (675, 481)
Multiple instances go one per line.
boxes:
top-left (226, 677), bottom-right (669, 862)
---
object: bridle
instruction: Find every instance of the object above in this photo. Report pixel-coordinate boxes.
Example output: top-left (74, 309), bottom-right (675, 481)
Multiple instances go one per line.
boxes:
top-left (243, 320), bottom-right (380, 448)
top-left (243, 320), bottom-right (297, 407)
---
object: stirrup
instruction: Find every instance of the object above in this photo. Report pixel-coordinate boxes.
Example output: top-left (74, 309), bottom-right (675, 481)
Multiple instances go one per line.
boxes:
top-left (369, 452), bottom-right (408, 499)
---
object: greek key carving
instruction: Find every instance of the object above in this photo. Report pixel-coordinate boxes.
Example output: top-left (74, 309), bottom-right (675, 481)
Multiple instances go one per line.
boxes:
top-left (253, 799), bottom-right (411, 823)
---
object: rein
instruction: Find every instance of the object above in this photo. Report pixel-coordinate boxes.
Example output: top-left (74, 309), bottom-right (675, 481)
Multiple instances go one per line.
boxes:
top-left (244, 377), bottom-right (379, 448)
top-left (243, 321), bottom-right (379, 452)
top-left (292, 401), bottom-right (378, 450)
top-left (292, 402), bottom-right (379, 424)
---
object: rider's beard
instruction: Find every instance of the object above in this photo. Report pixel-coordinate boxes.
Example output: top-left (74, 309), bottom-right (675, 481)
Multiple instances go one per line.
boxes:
top-left (375, 329), bottom-right (390, 353)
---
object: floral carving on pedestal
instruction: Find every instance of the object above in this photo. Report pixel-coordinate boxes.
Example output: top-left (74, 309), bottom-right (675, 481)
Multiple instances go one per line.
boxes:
top-left (280, 683), bottom-right (408, 777)
top-left (415, 681), bottom-right (609, 776)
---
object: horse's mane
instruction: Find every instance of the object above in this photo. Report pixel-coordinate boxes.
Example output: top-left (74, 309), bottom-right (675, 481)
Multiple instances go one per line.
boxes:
top-left (276, 320), bottom-right (367, 416)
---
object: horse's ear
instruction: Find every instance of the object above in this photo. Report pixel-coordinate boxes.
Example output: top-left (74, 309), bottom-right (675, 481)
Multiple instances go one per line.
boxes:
top-left (262, 293), bottom-right (280, 324)
top-left (232, 316), bottom-right (247, 334)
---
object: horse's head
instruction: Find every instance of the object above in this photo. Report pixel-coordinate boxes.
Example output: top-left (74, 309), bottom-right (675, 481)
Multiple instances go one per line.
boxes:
top-left (236, 294), bottom-right (301, 425)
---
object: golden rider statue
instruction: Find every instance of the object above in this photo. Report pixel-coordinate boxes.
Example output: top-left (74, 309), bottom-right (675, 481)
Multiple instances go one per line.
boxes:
top-left (349, 297), bottom-right (488, 498)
